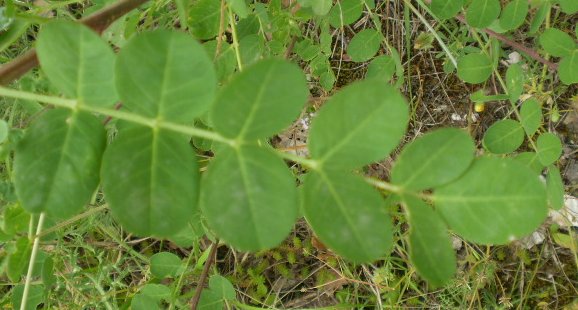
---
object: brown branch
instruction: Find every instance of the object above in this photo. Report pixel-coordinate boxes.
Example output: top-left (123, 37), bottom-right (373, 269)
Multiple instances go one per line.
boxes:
top-left (420, 0), bottom-right (557, 71)
top-left (190, 240), bottom-right (219, 310)
top-left (0, 0), bottom-right (149, 86)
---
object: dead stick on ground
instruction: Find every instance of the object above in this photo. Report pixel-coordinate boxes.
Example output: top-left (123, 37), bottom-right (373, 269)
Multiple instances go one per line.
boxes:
top-left (190, 239), bottom-right (219, 310)
top-left (0, 0), bottom-right (150, 85)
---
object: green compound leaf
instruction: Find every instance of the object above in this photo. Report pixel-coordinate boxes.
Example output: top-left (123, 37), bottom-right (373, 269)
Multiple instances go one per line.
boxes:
top-left (465, 0), bottom-right (501, 28)
top-left (132, 284), bottom-right (171, 310)
top-left (403, 196), bottom-right (456, 288)
top-left (559, 0), bottom-right (578, 13)
top-left (539, 28), bottom-right (576, 57)
top-left (308, 80), bottom-right (408, 171)
top-left (14, 109), bottom-right (106, 219)
top-left (36, 21), bottom-right (117, 108)
top-left (559, 50), bottom-right (578, 85)
top-left (519, 98), bottom-right (542, 136)
top-left (198, 275), bottom-right (236, 309)
top-left (482, 119), bottom-right (524, 154)
top-left (434, 156), bottom-right (548, 244)
top-left (499, 0), bottom-right (528, 31)
top-left (116, 30), bottom-right (216, 123)
top-left (328, 0), bottom-right (364, 27)
top-left (302, 170), bottom-right (393, 263)
top-left (150, 252), bottom-right (182, 279)
top-left (201, 145), bottom-right (298, 252)
top-left (101, 125), bottom-right (199, 237)
top-left (189, 0), bottom-right (221, 40)
top-left (211, 59), bottom-right (309, 140)
top-left (506, 63), bottom-right (525, 104)
top-left (457, 53), bottom-right (493, 84)
top-left (347, 29), bottom-right (382, 62)
top-left (430, 0), bottom-right (464, 20)
top-left (391, 128), bottom-right (475, 191)
top-left (536, 132), bottom-right (562, 166)
top-left (365, 55), bottom-right (396, 82)
top-left (546, 165), bottom-right (564, 211)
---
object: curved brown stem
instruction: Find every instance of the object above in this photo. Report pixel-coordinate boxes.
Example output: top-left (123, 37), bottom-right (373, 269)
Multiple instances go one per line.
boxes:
top-left (190, 239), bottom-right (219, 310)
top-left (0, 0), bottom-right (149, 86)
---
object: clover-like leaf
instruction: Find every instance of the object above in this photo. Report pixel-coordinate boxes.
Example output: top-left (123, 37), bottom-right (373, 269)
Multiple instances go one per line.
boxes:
top-left (536, 132), bottom-right (562, 166)
top-left (457, 53), bottom-right (493, 84)
top-left (210, 59), bottom-right (309, 140)
top-left (499, 0), bottom-right (528, 31)
top-left (546, 165), bottom-right (564, 211)
top-left (391, 128), bottom-right (475, 191)
top-left (365, 55), bottom-right (396, 82)
top-left (101, 125), bottom-right (199, 237)
top-left (539, 28), bottom-right (576, 57)
top-left (506, 63), bottom-right (525, 104)
top-left (189, 0), bottom-right (221, 40)
top-left (514, 152), bottom-right (544, 174)
top-left (329, 0), bottom-right (364, 27)
top-left (519, 98), bottom-right (542, 136)
top-left (201, 145), bottom-right (298, 252)
top-left (403, 196), bottom-right (456, 287)
top-left (150, 252), bottom-right (183, 279)
top-left (302, 170), bottom-right (393, 263)
top-left (308, 80), bottom-right (408, 171)
top-left (347, 29), bottom-right (382, 62)
top-left (116, 30), bottom-right (216, 123)
top-left (466, 0), bottom-right (500, 28)
top-left (36, 21), bottom-right (118, 108)
top-left (559, 50), bottom-right (578, 85)
top-left (434, 156), bottom-right (547, 244)
top-left (14, 109), bottom-right (106, 219)
top-left (482, 119), bottom-right (524, 154)
top-left (430, 0), bottom-right (464, 20)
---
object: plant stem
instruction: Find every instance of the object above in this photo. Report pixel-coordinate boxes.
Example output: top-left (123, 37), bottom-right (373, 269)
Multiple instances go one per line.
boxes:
top-left (20, 213), bottom-right (45, 310)
top-left (0, 86), bottom-right (235, 146)
top-left (190, 240), bottom-right (219, 309)
top-left (228, 7), bottom-right (243, 72)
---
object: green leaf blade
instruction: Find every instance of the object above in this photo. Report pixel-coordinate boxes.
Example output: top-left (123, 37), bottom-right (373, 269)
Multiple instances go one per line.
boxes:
top-left (482, 119), bottom-right (524, 154)
top-left (466, 0), bottom-right (501, 28)
top-left (308, 80), bottom-right (409, 171)
top-left (403, 196), bottom-right (456, 287)
top-left (519, 98), bottom-right (542, 136)
top-left (329, 0), bottom-right (364, 27)
top-left (116, 30), bottom-right (217, 123)
top-left (434, 156), bottom-right (548, 244)
top-left (539, 28), bottom-right (576, 57)
top-left (430, 0), bottom-right (464, 20)
top-left (506, 63), bottom-right (525, 104)
top-left (457, 53), bottom-right (493, 84)
top-left (189, 0), bottom-right (221, 40)
top-left (210, 59), bottom-right (309, 140)
top-left (102, 125), bottom-right (199, 237)
top-left (499, 0), bottom-right (528, 31)
top-left (14, 109), bottom-right (106, 219)
top-left (559, 50), bottom-right (578, 85)
top-left (150, 252), bottom-right (182, 279)
top-left (201, 145), bottom-right (298, 252)
top-left (302, 171), bottom-right (393, 263)
top-left (546, 165), bottom-right (564, 211)
top-left (391, 128), bottom-right (475, 191)
top-left (347, 29), bottom-right (382, 62)
top-left (536, 132), bottom-right (562, 166)
top-left (37, 21), bottom-right (118, 107)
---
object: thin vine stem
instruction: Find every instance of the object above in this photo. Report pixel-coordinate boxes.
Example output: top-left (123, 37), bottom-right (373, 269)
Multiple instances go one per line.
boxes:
top-left (190, 239), bottom-right (219, 309)
top-left (20, 212), bottom-right (46, 310)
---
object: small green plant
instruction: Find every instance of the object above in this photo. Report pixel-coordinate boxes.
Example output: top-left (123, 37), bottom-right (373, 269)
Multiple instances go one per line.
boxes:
top-left (0, 0), bottom-right (575, 308)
